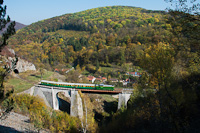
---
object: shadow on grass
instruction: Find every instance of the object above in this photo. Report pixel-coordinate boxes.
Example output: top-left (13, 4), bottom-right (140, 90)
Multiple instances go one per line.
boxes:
top-left (94, 100), bottom-right (118, 126)
top-left (30, 74), bottom-right (41, 79)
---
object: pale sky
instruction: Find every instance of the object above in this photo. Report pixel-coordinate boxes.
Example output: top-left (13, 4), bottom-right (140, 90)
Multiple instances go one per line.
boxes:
top-left (4, 0), bottom-right (172, 25)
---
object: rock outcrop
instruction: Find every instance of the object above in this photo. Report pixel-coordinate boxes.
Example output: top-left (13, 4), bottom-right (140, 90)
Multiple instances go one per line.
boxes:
top-left (0, 47), bottom-right (36, 73)
top-left (16, 58), bottom-right (36, 73)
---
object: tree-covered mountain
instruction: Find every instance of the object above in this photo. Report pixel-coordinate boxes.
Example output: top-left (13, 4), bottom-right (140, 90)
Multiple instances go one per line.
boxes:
top-left (0, 21), bottom-right (26, 35)
top-left (8, 6), bottom-right (175, 71)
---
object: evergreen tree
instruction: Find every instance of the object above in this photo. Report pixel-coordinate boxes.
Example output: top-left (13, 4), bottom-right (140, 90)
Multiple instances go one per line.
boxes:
top-left (0, 0), bottom-right (16, 99)
top-left (96, 58), bottom-right (99, 71)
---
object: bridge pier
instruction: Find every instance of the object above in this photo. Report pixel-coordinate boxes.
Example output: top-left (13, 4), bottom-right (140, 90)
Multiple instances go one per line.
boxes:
top-left (52, 87), bottom-right (58, 110)
top-left (118, 93), bottom-right (131, 109)
top-left (70, 89), bottom-right (83, 119)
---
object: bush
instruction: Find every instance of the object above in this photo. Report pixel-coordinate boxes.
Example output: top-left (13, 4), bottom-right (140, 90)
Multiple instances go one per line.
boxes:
top-left (13, 94), bottom-right (81, 132)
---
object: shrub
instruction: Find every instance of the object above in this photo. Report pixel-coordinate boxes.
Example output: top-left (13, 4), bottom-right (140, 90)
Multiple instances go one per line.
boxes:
top-left (13, 94), bottom-right (81, 132)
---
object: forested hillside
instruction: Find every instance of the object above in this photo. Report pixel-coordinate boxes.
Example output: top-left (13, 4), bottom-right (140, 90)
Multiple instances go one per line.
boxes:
top-left (8, 6), bottom-right (173, 71)
top-left (5, 5), bottom-right (200, 132)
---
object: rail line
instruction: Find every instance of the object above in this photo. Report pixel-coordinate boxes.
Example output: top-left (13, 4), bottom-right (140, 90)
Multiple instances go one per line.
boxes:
top-left (35, 84), bottom-right (133, 94)
top-left (35, 84), bottom-right (123, 93)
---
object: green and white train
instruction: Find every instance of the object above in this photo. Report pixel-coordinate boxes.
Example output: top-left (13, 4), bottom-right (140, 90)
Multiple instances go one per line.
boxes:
top-left (40, 80), bottom-right (114, 91)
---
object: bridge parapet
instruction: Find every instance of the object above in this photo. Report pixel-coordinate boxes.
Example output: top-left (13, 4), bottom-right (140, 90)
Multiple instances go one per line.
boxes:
top-left (120, 88), bottom-right (134, 94)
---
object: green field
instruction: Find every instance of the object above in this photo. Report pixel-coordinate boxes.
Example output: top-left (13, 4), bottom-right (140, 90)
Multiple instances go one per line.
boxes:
top-left (5, 71), bottom-right (55, 93)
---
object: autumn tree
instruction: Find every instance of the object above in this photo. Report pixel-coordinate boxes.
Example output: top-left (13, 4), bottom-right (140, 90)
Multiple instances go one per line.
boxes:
top-left (165, 0), bottom-right (200, 52)
top-left (140, 42), bottom-right (175, 90)
top-left (38, 64), bottom-right (45, 80)
top-left (139, 42), bottom-right (179, 131)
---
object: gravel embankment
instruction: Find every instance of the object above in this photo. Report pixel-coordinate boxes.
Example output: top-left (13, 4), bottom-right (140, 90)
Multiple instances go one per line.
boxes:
top-left (0, 112), bottom-right (49, 133)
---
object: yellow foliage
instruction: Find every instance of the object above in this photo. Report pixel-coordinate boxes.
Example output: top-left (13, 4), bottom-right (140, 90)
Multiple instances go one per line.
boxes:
top-left (107, 18), bottom-right (112, 23)
top-left (13, 94), bottom-right (81, 132)
top-left (155, 18), bottom-right (159, 23)
top-left (141, 42), bottom-right (175, 89)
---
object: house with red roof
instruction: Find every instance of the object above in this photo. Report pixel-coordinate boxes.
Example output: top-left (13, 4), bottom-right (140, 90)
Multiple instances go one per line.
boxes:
top-left (102, 77), bottom-right (107, 82)
top-left (87, 75), bottom-right (96, 83)
top-left (126, 72), bottom-right (141, 77)
top-left (54, 68), bottom-right (59, 72)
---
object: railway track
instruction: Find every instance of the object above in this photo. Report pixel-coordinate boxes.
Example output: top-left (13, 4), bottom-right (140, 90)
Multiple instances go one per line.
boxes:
top-left (35, 84), bottom-right (133, 94)
top-left (75, 88), bottom-right (122, 94)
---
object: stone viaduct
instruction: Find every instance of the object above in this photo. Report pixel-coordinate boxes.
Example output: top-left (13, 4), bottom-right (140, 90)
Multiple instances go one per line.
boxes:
top-left (25, 85), bottom-right (132, 119)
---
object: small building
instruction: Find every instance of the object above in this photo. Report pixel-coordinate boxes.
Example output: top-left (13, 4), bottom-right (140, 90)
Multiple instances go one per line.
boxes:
top-left (123, 82), bottom-right (128, 86)
top-left (87, 76), bottom-right (96, 83)
top-left (126, 72), bottom-right (141, 77)
top-left (54, 68), bottom-right (59, 72)
top-left (102, 77), bottom-right (107, 82)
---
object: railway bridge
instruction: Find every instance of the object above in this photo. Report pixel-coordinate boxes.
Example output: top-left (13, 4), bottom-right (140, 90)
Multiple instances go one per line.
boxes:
top-left (26, 84), bottom-right (132, 119)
